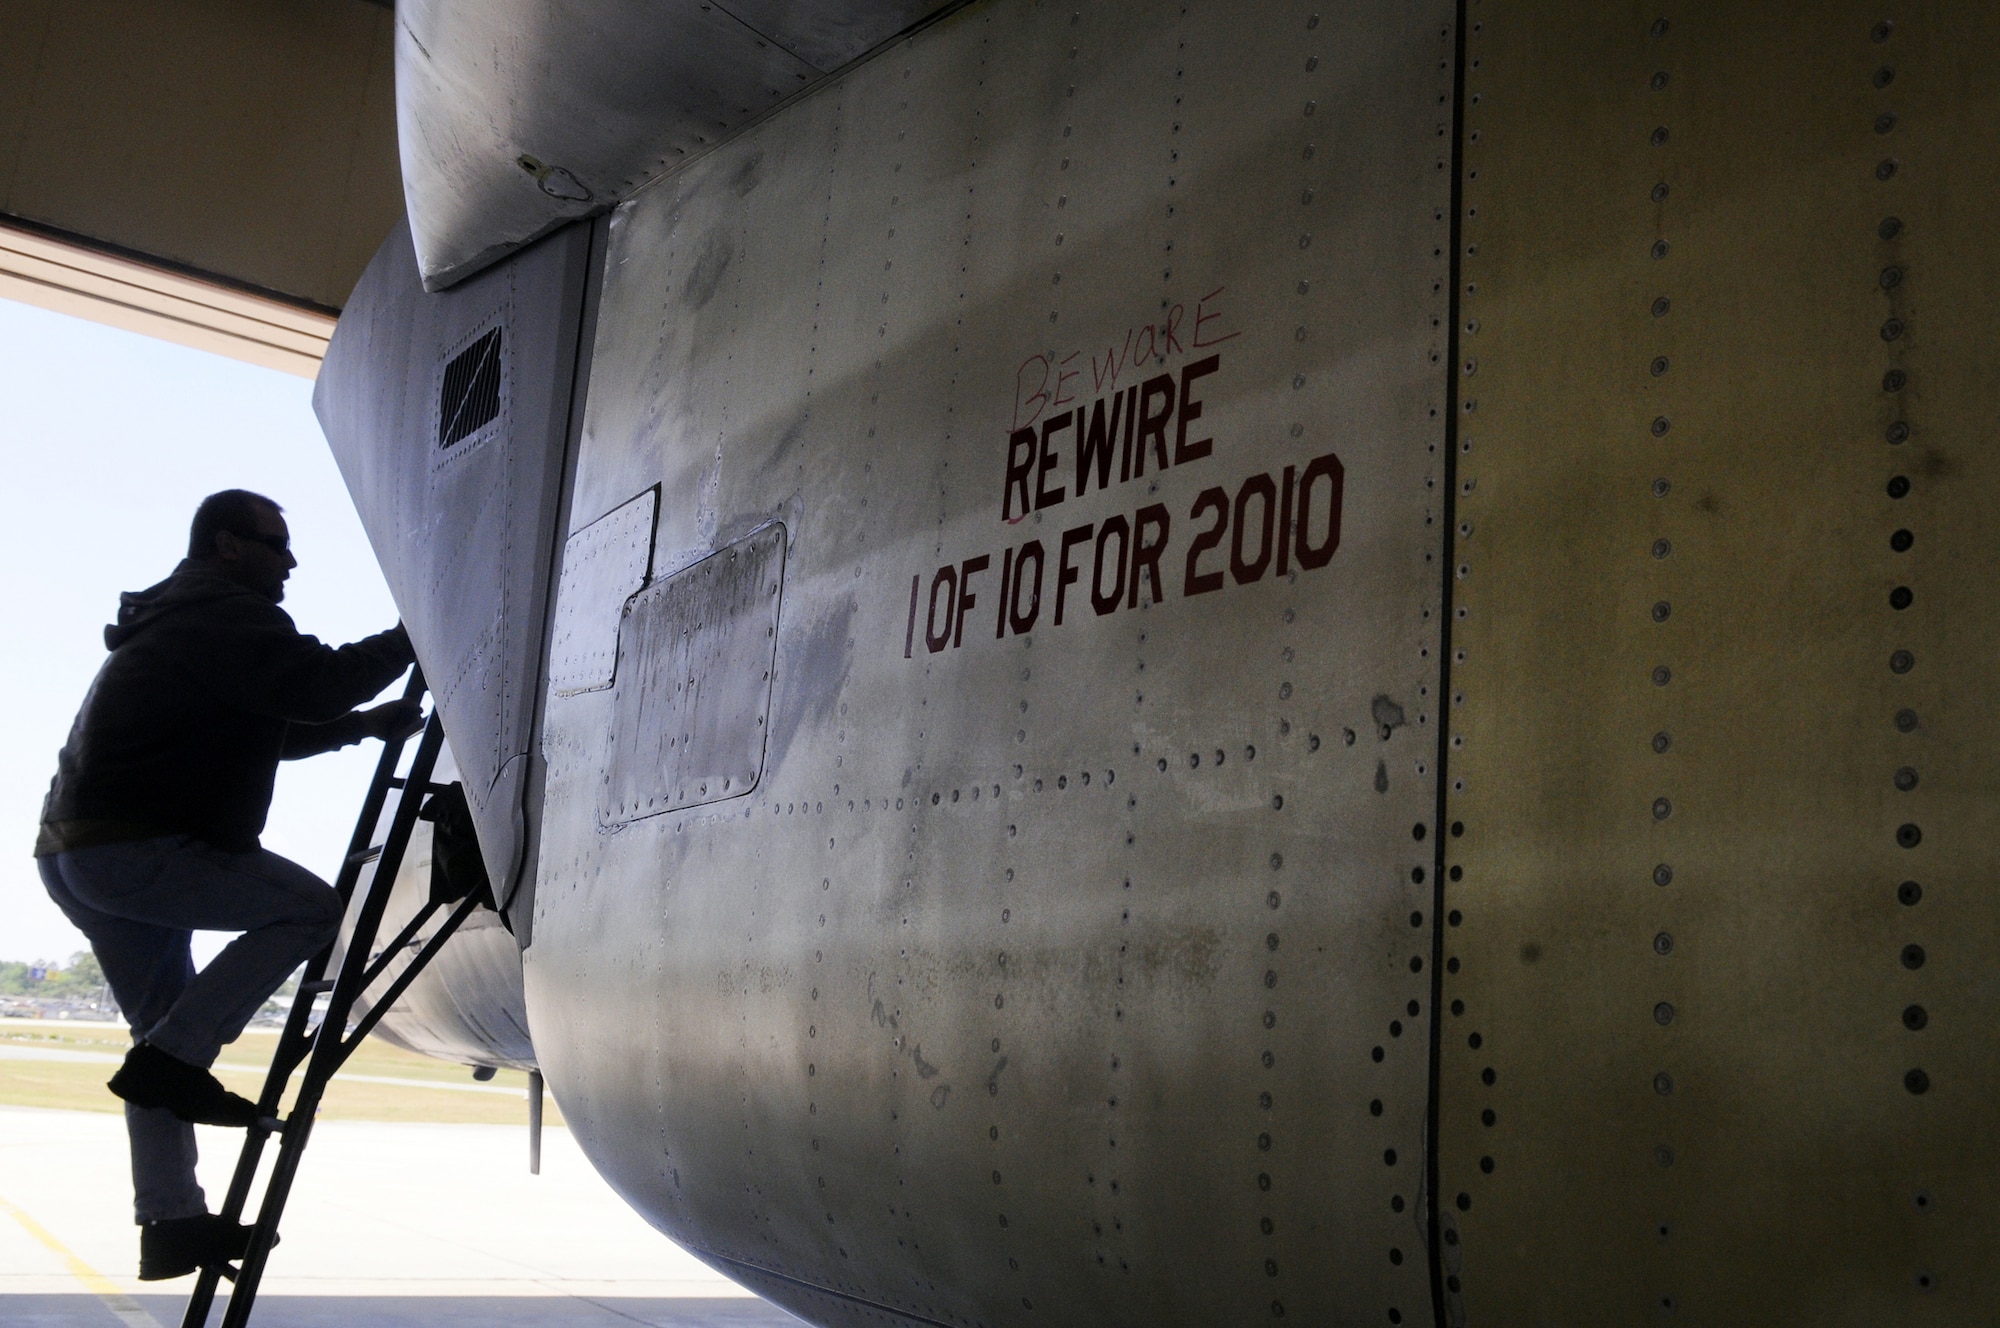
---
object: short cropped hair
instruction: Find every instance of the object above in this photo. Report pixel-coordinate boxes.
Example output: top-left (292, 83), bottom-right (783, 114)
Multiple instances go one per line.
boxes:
top-left (188, 490), bottom-right (284, 559)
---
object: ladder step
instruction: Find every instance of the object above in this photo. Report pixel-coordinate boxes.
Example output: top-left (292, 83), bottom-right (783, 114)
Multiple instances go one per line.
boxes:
top-left (386, 777), bottom-right (453, 795)
top-left (345, 845), bottom-right (383, 866)
top-left (214, 1262), bottom-right (237, 1284)
top-left (297, 979), bottom-right (335, 995)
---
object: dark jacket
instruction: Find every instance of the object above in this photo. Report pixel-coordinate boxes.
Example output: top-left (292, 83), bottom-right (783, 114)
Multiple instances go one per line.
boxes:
top-left (37, 560), bottom-right (413, 855)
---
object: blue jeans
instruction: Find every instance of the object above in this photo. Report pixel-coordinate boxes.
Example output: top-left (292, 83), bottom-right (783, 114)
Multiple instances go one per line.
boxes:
top-left (39, 837), bottom-right (342, 1222)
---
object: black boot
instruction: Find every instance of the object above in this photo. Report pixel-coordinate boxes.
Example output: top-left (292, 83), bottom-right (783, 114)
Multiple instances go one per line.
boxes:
top-left (138, 1213), bottom-right (258, 1281)
top-left (109, 1043), bottom-right (261, 1128)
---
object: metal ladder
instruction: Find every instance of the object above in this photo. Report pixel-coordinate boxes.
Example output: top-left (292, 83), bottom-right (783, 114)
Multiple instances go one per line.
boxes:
top-left (179, 669), bottom-right (489, 1328)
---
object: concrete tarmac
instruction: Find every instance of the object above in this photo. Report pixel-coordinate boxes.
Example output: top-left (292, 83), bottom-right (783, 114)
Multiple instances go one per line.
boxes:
top-left (0, 1105), bottom-right (799, 1327)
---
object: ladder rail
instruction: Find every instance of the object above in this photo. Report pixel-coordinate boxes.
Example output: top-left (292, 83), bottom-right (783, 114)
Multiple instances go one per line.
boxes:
top-left (334, 890), bottom-right (485, 1059)
top-left (209, 713), bottom-right (447, 1328)
top-left (180, 670), bottom-right (463, 1328)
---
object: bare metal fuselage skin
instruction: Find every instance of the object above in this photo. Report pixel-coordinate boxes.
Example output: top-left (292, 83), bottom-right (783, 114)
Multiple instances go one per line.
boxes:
top-left (319, 2), bottom-right (2000, 1324)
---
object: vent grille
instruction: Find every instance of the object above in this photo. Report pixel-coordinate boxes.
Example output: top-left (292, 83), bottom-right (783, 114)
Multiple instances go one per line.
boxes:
top-left (438, 328), bottom-right (502, 448)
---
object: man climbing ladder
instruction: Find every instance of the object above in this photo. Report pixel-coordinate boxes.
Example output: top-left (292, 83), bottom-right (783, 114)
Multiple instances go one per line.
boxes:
top-left (32, 489), bottom-right (420, 1280)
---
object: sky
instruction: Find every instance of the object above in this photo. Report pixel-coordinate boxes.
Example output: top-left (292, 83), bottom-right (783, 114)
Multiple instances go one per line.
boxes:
top-left (0, 297), bottom-right (402, 966)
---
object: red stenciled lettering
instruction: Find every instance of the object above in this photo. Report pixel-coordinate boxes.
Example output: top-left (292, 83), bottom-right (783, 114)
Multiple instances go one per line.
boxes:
top-left (1276, 465), bottom-right (1296, 576)
top-left (925, 565), bottom-right (959, 653)
top-left (1013, 355), bottom-right (1051, 431)
top-left (1133, 374), bottom-right (1175, 476)
top-left (1092, 516), bottom-right (1130, 617)
top-left (995, 547), bottom-right (1014, 638)
top-left (1184, 487), bottom-right (1229, 596)
top-left (1010, 541), bottom-right (1045, 634)
top-left (1077, 393), bottom-right (1125, 497)
top-left (1231, 473), bottom-right (1276, 585)
top-left (1192, 286), bottom-right (1241, 349)
top-left (1054, 524), bottom-right (1093, 625)
top-left (1036, 411), bottom-right (1071, 510)
top-left (1175, 354), bottom-right (1220, 465)
top-left (955, 555), bottom-right (990, 648)
top-left (1129, 504), bottom-right (1170, 609)
top-left (904, 574), bottom-right (920, 659)
top-left (1294, 451), bottom-right (1345, 570)
top-left (1002, 428), bottom-right (1037, 520)
top-left (1120, 385), bottom-right (1137, 481)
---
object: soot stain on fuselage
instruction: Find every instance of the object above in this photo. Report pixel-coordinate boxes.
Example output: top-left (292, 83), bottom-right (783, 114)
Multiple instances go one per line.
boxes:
top-left (681, 230), bottom-right (734, 310)
top-left (764, 592), bottom-right (855, 774)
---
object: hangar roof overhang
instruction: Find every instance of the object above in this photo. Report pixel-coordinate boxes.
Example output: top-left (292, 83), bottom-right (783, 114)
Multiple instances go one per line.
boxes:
top-left (0, 0), bottom-right (960, 377)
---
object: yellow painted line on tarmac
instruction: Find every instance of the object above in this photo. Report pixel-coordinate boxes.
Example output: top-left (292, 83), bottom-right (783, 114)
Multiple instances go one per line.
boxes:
top-left (0, 1190), bottom-right (164, 1328)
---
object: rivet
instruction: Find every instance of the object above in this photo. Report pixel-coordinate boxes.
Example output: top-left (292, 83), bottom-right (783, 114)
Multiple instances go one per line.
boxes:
top-left (1650, 125), bottom-right (1670, 147)
top-left (1879, 216), bottom-right (1903, 240)
top-left (1904, 1067), bottom-right (1929, 1094)
top-left (1651, 416), bottom-right (1671, 436)
top-left (1656, 1145), bottom-right (1675, 1167)
top-left (1652, 539), bottom-right (1671, 558)
top-left (1653, 477), bottom-right (1672, 497)
top-left (1876, 158), bottom-right (1898, 181)
top-left (1871, 19), bottom-right (1894, 42)
top-left (1898, 880), bottom-right (1922, 906)
top-left (1654, 1071), bottom-right (1674, 1094)
top-left (1650, 17), bottom-right (1670, 38)
top-left (1653, 731), bottom-right (1672, 752)
top-left (1890, 586), bottom-right (1913, 610)
top-left (1651, 296), bottom-right (1671, 317)
top-left (1875, 112), bottom-right (1898, 135)
top-left (1651, 355), bottom-right (1670, 375)
top-left (1894, 766), bottom-right (1919, 791)
top-left (1650, 71), bottom-right (1669, 91)
top-left (1651, 182), bottom-right (1670, 203)
top-left (1880, 266), bottom-right (1904, 289)
top-left (1874, 66), bottom-right (1895, 88)
top-left (1887, 475), bottom-right (1910, 498)
top-left (1914, 1190), bottom-right (1932, 1212)
top-left (1881, 318), bottom-right (1905, 341)
top-left (1652, 797), bottom-right (1672, 821)
top-left (1654, 863), bottom-right (1674, 886)
top-left (1895, 708), bottom-right (1919, 732)
top-left (1896, 823), bottom-right (1922, 848)
top-left (1887, 421), bottom-right (1910, 444)
top-left (1654, 1001), bottom-right (1675, 1026)
top-left (1890, 649), bottom-right (1914, 674)
top-left (1652, 665), bottom-right (1672, 686)
top-left (1903, 1004), bottom-right (1928, 1030)
top-left (1883, 369), bottom-right (1908, 392)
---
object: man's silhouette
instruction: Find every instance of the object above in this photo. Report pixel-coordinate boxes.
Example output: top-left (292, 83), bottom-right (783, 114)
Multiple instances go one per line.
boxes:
top-left (34, 489), bottom-right (418, 1280)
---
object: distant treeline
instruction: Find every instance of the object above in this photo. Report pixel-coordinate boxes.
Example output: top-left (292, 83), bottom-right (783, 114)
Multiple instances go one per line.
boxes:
top-left (0, 951), bottom-right (106, 997)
